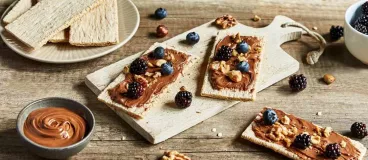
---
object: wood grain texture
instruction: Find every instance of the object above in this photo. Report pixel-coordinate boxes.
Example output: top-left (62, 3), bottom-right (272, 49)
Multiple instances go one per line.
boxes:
top-left (0, 0), bottom-right (367, 159)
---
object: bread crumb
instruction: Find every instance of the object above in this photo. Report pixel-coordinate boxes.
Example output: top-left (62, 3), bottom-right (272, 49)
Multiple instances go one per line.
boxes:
top-left (217, 133), bottom-right (223, 137)
top-left (212, 128), bottom-right (217, 132)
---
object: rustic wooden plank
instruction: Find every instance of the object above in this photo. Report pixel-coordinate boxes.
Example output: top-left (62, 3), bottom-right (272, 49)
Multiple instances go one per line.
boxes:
top-left (0, 0), bottom-right (367, 159)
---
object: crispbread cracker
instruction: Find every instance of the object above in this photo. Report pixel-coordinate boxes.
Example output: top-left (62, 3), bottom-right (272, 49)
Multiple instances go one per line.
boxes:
top-left (200, 31), bottom-right (264, 101)
top-left (5, 0), bottom-right (105, 49)
top-left (70, 0), bottom-right (119, 46)
top-left (241, 109), bottom-right (367, 160)
top-left (98, 43), bottom-right (198, 119)
top-left (2, 0), bottom-right (36, 24)
top-left (49, 29), bottom-right (69, 43)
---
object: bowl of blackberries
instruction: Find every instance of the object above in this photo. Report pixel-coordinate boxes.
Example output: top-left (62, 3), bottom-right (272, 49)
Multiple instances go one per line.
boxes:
top-left (345, 0), bottom-right (368, 64)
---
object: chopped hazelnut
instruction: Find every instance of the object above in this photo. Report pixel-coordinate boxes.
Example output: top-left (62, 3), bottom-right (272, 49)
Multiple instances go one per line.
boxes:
top-left (123, 66), bottom-right (130, 74)
top-left (157, 25), bottom-right (168, 38)
top-left (280, 115), bottom-right (290, 125)
top-left (153, 72), bottom-right (162, 78)
top-left (161, 151), bottom-right (191, 160)
top-left (227, 70), bottom-right (242, 82)
top-left (252, 15), bottom-right (261, 22)
top-left (340, 141), bottom-right (347, 148)
top-left (210, 61), bottom-right (220, 70)
top-left (233, 33), bottom-right (242, 43)
top-left (232, 50), bottom-right (239, 57)
top-left (145, 72), bottom-right (154, 77)
top-left (134, 75), bottom-right (148, 87)
top-left (215, 15), bottom-right (238, 29)
top-left (284, 138), bottom-right (292, 147)
top-left (323, 127), bottom-right (332, 138)
top-left (220, 61), bottom-right (230, 74)
top-left (323, 74), bottom-right (336, 85)
top-left (311, 135), bottom-right (321, 145)
top-left (147, 62), bottom-right (154, 68)
top-left (238, 55), bottom-right (247, 62)
top-left (155, 59), bottom-right (167, 67)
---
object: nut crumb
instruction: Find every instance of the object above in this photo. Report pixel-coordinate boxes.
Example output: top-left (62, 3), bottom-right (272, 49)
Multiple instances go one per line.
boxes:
top-left (161, 151), bottom-right (191, 160)
top-left (227, 70), bottom-right (242, 82)
top-left (217, 133), bottom-right (223, 137)
top-left (122, 136), bottom-right (126, 140)
top-left (280, 115), bottom-right (290, 125)
top-left (212, 128), bottom-right (217, 132)
top-left (311, 135), bottom-right (321, 145)
top-left (316, 112), bottom-right (322, 116)
top-left (312, 26), bottom-right (318, 30)
top-left (252, 15), bottom-right (261, 22)
top-left (155, 59), bottom-right (167, 67)
top-left (340, 141), bottom-right (347, 148)
top-left (123, 66), bottom-right (130, 74)
top-left (323, 127), bottom-right (332, 138)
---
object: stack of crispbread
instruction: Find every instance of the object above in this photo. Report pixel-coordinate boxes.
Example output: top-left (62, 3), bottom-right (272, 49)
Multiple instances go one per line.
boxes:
top-left (3, 0), bottom-right (119, 50)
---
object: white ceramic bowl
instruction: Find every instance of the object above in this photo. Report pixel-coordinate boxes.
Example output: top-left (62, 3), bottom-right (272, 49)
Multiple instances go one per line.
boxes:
top-left (345, 0), bottom-right (368, 64)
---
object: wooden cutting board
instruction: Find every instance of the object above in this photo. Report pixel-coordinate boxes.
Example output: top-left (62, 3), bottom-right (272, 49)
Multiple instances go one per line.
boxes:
top-left (85, 15), bottom-right (301, 144)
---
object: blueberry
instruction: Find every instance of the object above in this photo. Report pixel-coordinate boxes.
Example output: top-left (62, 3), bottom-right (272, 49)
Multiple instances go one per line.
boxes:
top-left (186, 32), bottom-right (200, 44)
top-left (154, 8), bottom-right (167, 19)
top-left (236, 41), bottom-right (250, 53)
top-left (237, 61), bottom-right (250, 73)
top-left (153, 47), bottom-right (165, 59)
top-left (263, 109), bottom-right (278, 125)
top-left (161, 63), bottom-right (174, 75)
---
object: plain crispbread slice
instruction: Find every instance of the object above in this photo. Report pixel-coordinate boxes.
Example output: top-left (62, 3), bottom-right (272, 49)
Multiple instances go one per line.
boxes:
top-left (200, 31), bottom-right (264, 101)
top-left (70, 0), bottom-right (119, 46)
top-left (5, 0), bottom-right (105, 50)
top-left (241, 109), bottom-right (367, 160)
top-left (98, 43), bottom-right (198, 119)
top-left (2, 0), bottom-right (36, 24)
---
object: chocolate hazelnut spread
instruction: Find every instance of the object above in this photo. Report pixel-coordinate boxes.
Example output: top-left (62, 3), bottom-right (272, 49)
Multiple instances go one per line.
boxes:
top-left (109, 49), bottom-right (190, 108)
top-left (23, 107), bottom-right (87, 147)
top-left (209, 35), bottom-right (262, 91)
top-left (252, 108), bottom-right (361, 159)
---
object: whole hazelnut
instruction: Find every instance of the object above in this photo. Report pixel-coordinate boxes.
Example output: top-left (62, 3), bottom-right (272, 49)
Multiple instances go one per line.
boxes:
top-left (323, 74), bottom-right (335, 85)
top-left (156, 25), bottom-right (168, 38)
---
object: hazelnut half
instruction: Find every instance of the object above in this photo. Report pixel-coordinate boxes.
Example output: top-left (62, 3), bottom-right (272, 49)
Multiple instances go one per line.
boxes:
top-left (157, 25), bottom-right (168, 38)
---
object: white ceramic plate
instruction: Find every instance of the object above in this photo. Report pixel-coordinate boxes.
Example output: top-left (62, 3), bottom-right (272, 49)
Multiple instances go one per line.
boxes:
top-left (0, 0), bottom-right (140, 63)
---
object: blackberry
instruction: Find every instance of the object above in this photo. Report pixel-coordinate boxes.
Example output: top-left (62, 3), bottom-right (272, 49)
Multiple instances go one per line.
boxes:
top-left (293, 134), bottom-right (311, 150)
top-left (351, 122), bottom-right (368, 139)
top-left (215, 45), bottom-right (232, 61)
top-left (324, 143), bottom-right (341, 159)
top-left (354, 23), bottom-right (368, 34)
top-left (356, 14), bottom-right (368, 26)
top-left (130, 58), bottom-right (148, 75)
top-left (289, 74), bottom-right (307, 92)
top-left (175, 87), bottom-right (192, 108)
top-left (363, 2), bottom-right (368, 15)
top-left (330, 25), bottom-right (344, 41)
top-left (126, 82), bottom-right (144, 99)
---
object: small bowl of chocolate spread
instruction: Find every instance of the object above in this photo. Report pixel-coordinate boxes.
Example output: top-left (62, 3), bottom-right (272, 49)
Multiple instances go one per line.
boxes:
top-left (16, 97), bottom-right (95, 159)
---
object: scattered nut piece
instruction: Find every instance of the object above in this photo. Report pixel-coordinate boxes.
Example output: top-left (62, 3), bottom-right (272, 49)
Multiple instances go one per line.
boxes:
top-left (312, 26), bottom-right (318, 30)
top-left (340, 141), bottom-right (347, 148)
top-left (155, 59), bottom-right (167, 67)
top-left (212, 128), bottom-right (217, 132)
top-left (145, 72), bottom-right (154, 77)
top-left (227, 70), bottom-right (242, 82)
top-left (280, 115), bottom-right (290, 125)
top-left (217, 133), bottom-right (223, 137)
top-left (220, 61), bottom-right (230, 74)
top-left (316, 112), bottom-right (323, 116)
top-left (238, 55), bottom-right (247, 62)
top-left (284, 138), bottom-right (292, 147)
top-left (161, 151), bottom-right (191, 160)
top-left (210, 61), bottom-right (220, 70)
top-left (153, 72), bottom-right (162, 78)
top-left (215, 15), bottom-right (238, 29)
top-left (232, 49), bottom-right (239, 56)
top-left (255, 47), bottom-right (262, 53)
top-left (123, 66), bottom-right (130, 74)
top-left (157, 25), bottom-right (169, 38)
top-left (311, 135), bottom-right (321, 145)
top-left (122, 136), bottom-right (126, 140)
top-left (323, 74), bottom-right (335, 85)
top-left (323, 127), bottom-right (332, 138)
top-left (252, 15), bottom-right (261, 22)
top-left (232, 33), bottom-right (242, 43)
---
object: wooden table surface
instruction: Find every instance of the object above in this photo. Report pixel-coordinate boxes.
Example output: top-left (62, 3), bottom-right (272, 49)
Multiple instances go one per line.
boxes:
top-left (1, 0), bottom-right (367, 159)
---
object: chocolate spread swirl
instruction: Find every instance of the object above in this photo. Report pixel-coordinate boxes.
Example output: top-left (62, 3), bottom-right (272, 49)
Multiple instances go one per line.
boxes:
top-left (252, 108), bottom-right (361, 159)
top-left (108, 49), bottom-right (190, 108)
top-left (210, 35), bottom-right (262, 91)
top-left (23, 107), bottom-right (87, 147)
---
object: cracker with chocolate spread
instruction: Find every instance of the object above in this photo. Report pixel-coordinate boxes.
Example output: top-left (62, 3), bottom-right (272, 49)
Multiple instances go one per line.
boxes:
top-left (241, 108), bottom-right (367, 160)
top-left (201, 31), bottom-right (264, 101)
top-left (98, 43), bottom-right (198, 119)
